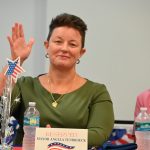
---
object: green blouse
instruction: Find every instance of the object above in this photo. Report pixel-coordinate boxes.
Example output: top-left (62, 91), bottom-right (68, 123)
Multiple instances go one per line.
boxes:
top-left (11, 76), bottom-right (114, 147)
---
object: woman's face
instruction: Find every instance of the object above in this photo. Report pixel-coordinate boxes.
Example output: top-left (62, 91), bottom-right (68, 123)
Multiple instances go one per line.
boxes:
top-left (45, 26), bottom-right (86, 69)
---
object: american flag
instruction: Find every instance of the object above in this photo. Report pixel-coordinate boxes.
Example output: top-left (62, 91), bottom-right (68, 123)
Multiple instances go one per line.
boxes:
top-left (107, 128), bottom-right (135, 145)
top-left (102, 128), bottom-right (137, 149)
top-left (5, 57), bottom-right (25, 82)
top-left (48, 142), bottom-right (75, 150)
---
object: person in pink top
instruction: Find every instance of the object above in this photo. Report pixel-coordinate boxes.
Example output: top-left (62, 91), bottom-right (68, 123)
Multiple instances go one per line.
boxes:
top-left (134, 89), bottom-right (150, 118)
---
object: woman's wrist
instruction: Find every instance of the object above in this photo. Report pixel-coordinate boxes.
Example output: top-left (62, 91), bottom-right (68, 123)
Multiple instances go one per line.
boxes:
top-left (1, 65), bottom-right (8, 74)
top-left (11, 56), bottom-right (24, 66)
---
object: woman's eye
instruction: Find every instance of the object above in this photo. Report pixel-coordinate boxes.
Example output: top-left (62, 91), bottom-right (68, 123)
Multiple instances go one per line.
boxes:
top-left (54, 40), bottom-right (62, 44)
top-left (70, 43), bottom-right (77, 47)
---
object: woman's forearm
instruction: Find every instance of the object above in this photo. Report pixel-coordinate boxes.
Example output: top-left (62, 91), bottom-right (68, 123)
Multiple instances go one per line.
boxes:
top-left (0, 66), bottom-right (7, 95)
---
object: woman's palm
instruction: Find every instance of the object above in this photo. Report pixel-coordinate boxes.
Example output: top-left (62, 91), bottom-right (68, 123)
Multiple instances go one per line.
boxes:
top-left (7, 23), bottom-right (34, 63)
top-left (12, 37), bottom-right (32, 61)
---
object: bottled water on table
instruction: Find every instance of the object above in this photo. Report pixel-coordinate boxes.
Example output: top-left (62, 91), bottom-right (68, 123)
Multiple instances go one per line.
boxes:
top-left (135, 107), bottom-right (150, 150)
top-left (22, 102), bottom-right (40, 150)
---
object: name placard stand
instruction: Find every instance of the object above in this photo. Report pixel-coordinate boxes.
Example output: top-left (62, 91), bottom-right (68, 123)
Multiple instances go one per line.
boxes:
top-left (35, 128), bottom-right (88, 150)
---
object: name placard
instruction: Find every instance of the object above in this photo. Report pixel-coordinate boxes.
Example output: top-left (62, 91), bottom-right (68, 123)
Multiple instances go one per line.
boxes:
top-left (35, 128), bottom-right (88, 150)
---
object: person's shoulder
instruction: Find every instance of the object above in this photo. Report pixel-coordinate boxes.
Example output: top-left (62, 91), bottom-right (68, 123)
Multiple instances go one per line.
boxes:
top-left (86, 79), bottom-right (111, 101)
top-left (17, 76), bottom-right (36, 82)
top-left (16, 76), bottom-right (38, 86)
top-left (138, 89), bottom-right (150, 96)
top-left (87, 79), bottom-right (105, 86)
top-left (137, 89), bottom-right (150, 98)
top-left (87, 79), bottom-right (108, 90)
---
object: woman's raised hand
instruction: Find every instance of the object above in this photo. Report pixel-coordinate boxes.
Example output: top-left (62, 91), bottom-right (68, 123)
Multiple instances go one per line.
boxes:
top-left (7, 23), bottom-right (34, 65)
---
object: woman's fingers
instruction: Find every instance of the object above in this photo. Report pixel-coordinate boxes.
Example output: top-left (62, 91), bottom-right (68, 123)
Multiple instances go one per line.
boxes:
top-left (15, 23), bottom-right (20, 39)
top-left (19, 24), bottom-right (24, 38)
top-left (46, 124), bottom-right (51, 128)
top-left (12, 26), bottom-right (16, 42)
top-left (27, 38), bottom-right (35, 50)
top-left (7, 36), bottom-right (16, 60)
top-left (7, 36), bottom-right (14, 50)
top-left (7, 22), bottom-right (34, 62)
top-left (12, 23), bottom-right (23, 41)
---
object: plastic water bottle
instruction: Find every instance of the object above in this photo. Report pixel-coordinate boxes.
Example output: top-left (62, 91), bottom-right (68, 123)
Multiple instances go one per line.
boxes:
top-left (135, 107), bottom-right (150, 150)
top-left (22, 102), bottom-right (40, 150)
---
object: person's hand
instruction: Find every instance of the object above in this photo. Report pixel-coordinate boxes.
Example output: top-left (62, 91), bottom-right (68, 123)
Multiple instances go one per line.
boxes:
top-left (7, 23), bottom-right (34, 65)
top-left (46, 124), bottom-right (51, 128)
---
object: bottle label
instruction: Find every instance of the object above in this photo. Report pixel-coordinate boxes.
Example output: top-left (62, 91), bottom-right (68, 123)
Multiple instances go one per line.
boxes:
top-left (24, 116), bottom-right (40, 126)
top-left (135, 122), bottom-right (150, 131)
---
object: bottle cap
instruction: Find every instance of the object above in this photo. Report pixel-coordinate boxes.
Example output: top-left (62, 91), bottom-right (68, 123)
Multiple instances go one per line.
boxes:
top-left (29, 102), bottom-right (36, 107)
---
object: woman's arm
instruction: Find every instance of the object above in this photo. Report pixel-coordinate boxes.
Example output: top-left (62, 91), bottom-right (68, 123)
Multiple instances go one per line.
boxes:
top-left (87, 84), bottom-right (114, 147)
top-left (0, 23), bottom-right (34, 95)
top-left (0, 67), bottom-right (7, 96)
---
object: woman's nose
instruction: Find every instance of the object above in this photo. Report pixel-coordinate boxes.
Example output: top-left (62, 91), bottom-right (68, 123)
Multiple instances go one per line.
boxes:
top-left (61, 43), bottom-right (69, 52)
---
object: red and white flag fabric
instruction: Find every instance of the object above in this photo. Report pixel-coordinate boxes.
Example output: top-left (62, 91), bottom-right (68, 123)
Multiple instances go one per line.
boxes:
top-left (5, 57), bottom-right (25, 82)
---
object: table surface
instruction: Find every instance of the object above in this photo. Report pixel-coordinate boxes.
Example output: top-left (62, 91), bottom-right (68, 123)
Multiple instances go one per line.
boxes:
top-left (13, 147), bottom-right (22, 150)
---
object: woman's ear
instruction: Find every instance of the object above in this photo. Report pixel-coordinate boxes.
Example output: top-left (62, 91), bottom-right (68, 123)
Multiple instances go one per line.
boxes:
top-left (80, 48), bottom-right (86, 57)
top-left (44, 41), bottom-right (49, 49)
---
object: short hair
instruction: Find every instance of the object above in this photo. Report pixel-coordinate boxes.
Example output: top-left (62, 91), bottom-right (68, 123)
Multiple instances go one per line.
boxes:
top-left (47, 13), bottom-right (87, 48)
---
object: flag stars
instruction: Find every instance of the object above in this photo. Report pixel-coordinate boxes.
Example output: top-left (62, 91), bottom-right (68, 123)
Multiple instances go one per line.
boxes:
top-left (5, 57), bottom-right (25, 82)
